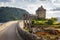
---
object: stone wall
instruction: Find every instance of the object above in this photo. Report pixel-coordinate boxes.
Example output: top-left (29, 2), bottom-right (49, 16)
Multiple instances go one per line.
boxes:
top-left (17, 20), bottom-right (37, 40)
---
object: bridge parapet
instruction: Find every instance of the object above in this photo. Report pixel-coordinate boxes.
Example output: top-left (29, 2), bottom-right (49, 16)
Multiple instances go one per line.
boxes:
top-left (17, 20), bottom-right (38, 40)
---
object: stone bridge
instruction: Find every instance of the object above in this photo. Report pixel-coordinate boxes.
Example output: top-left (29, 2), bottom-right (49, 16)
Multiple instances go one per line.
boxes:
top-left (17, 20), bottom-right (37, 40)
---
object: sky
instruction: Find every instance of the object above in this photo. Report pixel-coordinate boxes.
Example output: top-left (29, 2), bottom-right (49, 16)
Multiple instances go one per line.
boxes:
top-left (0, 0), bottom-right (60, 18)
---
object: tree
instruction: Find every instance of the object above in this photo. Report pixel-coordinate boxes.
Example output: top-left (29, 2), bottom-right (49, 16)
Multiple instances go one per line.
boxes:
top-left (45, 19), bottom-right (54, 25)
top-left (51, 18), bottom-right (57, 22)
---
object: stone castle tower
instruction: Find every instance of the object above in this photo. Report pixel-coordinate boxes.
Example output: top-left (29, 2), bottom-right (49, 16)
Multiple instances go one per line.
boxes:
top-left (36, 6), bottom-right (46, 19)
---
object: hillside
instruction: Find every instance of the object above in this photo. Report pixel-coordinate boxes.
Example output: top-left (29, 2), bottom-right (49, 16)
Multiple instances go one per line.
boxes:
top-left (0, 7), bottom-right (29, 22)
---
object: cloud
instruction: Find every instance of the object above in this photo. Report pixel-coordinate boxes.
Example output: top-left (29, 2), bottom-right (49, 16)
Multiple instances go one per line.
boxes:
top-left (54, 0), bottom-right (60, 3)
top-left (0, 0), bottom-right (10, 2)
top-left (0, 0), bottom-right (15, 3)
top-left (0, 2), bottom-right (4, 6)
top-left (0, 0), bottom-right (60, 18)
top-left (46, 11), bottom-right (60, 18)
top-left (0, 0), bottom-right (16, 7)
top-left (52, 8), bottom-right (60, 11)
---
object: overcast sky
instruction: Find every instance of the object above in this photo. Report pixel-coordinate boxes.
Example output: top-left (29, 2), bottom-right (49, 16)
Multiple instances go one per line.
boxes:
top-left (0, 0), bottom-right (60, 18)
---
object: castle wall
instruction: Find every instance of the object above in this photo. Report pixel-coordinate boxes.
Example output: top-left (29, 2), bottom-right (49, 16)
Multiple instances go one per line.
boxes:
top-left (36, 6), bottom-right (46, 19)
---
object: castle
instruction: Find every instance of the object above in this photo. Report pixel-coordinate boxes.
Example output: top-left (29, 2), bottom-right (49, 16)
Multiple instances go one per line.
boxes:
top-left (36, 6), bottom-right (46, 19)
top-left (23, 6), bottom-right (46, 31)
top-left (23, 6), bottom-right (46, 20)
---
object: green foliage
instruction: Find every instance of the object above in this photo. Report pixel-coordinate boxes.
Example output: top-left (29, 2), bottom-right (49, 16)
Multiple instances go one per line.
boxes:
top-left (54, 23), bottom-right (60, 25)
top-left (37, 18), bottom-right (46, 21)
top-left (0, 7), bottom-right (29, 22)
top-left (32, 18), bottom-right (59, 25)
top-left (51, 17), bottom-right (57, 21)
top-left (32, 19), bottom-right (46, 25)
top-left (45, 19), bottom-right (54, 25)
top-left (45, 18), bottom-right (57, 25)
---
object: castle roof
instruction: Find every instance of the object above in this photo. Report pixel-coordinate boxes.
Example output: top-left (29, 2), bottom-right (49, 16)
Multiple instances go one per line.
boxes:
top-left (36, 6), bottom-right (46, 12)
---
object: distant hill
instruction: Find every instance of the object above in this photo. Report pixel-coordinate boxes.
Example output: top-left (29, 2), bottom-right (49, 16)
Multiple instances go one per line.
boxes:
top-left (0, 7), bottom-right (29, 22)
top-left (56, 17), bottom-right (60, 22)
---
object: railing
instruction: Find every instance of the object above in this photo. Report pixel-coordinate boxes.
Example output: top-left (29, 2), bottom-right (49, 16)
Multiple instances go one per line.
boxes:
top-left (17, 20), bottom-right (37, 40)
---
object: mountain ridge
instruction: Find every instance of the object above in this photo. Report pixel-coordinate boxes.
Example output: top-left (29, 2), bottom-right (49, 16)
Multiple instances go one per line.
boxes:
top-left (0, 7), bottom-right (29, 22)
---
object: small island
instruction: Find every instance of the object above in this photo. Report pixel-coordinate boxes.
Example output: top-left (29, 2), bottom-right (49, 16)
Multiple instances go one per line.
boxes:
top-left (23, 6), bottom-right (60, 40)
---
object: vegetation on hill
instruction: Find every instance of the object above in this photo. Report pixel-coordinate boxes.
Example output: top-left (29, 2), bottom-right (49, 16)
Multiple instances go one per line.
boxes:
top-left (32, 18), bottom-right (60, 26)
top-left (0, 7), bottom-right (29, 22)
